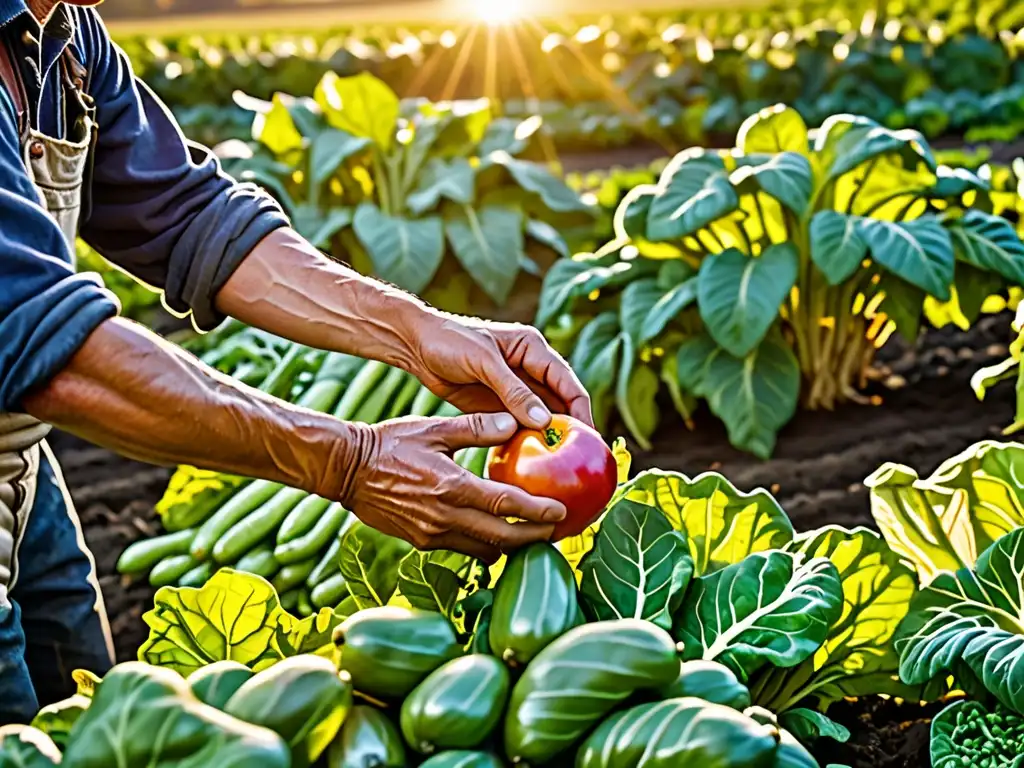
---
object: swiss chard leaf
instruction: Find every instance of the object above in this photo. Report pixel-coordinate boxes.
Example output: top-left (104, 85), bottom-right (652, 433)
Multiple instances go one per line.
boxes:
top-left (444, 203), bottom-right (525, 305)
top-left (0, 726), bottom-right (61, 767)
top-left (254, 94), bottom-right (303, 156)
top-left (30, 695), bottom-right (90, 750)
top-left (338, 522), bottom-right (413, 611)
top-left (309, 129), bottom-right (371, 186)
top-left (406, 157), bottom-right (475, 215)
top-left (570, 313), bottom-right (624, 433)
top-left (485, 152), bottom-right (592, 214)
top-left (525, 219), bottom-right (570, 258)
top-left (646, 153), bottom-right (739, 242)
top-left (731, 152), bottom-right (813, 216)
top-left (778, 709), bottom-right (850, 744)
top-left (274, 608), bottom-right (338, 658)
top-left (577, 499), bottom-right (692, 631)
top-left (675, 551), bottom-right (844, 681)
top-left (396, 550), bottom-right (473, 619)
top-left (736, 105), bottom-right (810, 156)
top-left (810, 211), bottom-right (869, 286)
top-left (948, 209), bottom-right (1024, 285)
top-left (856, 216), bottom-right (955, 300)
top-left (352, 204), bottom-right (444, 294)
top-left (615, 334), bottom-right (661, 450)
top-left (314, 71), bottom-right (399, 151)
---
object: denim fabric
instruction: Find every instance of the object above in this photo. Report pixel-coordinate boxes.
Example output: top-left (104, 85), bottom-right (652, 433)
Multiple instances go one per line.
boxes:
top-left (0, 445), bottom-right (112, 724)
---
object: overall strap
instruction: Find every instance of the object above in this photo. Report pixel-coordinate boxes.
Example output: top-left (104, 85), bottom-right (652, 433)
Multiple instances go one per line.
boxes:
top-left (0, 38), bottom-right (27, 133)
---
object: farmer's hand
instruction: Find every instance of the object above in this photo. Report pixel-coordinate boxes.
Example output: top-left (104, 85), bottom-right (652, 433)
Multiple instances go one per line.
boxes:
top-left (403, 314), bottom-right (594, 431)
top-left (334, 413), bottom-right (567, 562)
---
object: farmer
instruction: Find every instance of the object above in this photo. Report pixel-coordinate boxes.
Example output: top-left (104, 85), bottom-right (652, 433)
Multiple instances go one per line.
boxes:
top-left (0, 0), bottom-right (591, 723)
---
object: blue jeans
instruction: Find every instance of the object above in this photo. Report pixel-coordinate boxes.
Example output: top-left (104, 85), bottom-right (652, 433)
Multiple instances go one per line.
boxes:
top-left (0, 443), bottom-right (114, 724)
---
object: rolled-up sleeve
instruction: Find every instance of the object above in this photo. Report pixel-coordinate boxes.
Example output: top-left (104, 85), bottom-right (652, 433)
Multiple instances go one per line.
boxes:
top-left (76, 8), bottom-right (288, 331)
top-left (0, 91), bottom-right (119, 413)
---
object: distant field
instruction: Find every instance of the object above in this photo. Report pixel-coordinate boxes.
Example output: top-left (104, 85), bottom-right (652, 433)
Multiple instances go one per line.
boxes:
top-left (103, 0), bottom-right (770, 34)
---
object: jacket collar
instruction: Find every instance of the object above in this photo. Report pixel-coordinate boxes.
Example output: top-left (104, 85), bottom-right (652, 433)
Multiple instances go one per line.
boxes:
top-left (0, 1), bottom-right (74, 40)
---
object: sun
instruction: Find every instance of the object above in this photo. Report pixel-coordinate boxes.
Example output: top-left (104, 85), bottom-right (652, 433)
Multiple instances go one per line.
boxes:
top-left (475, 0), bottom-right (523, 25)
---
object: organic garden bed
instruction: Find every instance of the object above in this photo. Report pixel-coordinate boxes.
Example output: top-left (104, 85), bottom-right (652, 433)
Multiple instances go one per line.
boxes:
top-left (48, 310), bottom-right (1016, 768)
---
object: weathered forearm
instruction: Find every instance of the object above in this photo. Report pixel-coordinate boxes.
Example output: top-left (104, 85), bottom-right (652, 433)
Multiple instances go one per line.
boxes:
top-left (216, 227), bottom-right (436, 371)
top-left (21, 317), bottom-right (358, 496)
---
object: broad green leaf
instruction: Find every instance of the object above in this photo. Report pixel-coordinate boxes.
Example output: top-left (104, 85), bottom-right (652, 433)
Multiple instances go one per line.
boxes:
top-left (30, 696), bottom-right (89, 751)
top-left (290, 205), bottom-right (352, 250)
top-left (535, 256), bottom-right (655, 329)
top-left (948, 210), bottom-right (1024, 285)
top-left (647, 150), bottom-right (739, 242)
top-left (810, 211), bottom-right (868, 286)
top-left (826, 123), bottom-right (936, 181)
top-left (577, 499), bottom-right (692, 631)
top-left (477, 116), bottom-right (532, 157)
top-left (72, 669), bottom-right (100, 698)
top-left (309, 129), bottom-right (371, 186)
top-left (444, 203), bottom-right (524, 305)
top-left (874, 273), bottom-right (925, 340)
top-left (0, 726), bottom-right (62, 767)
top-left (63, 663), bottom-right (291, 767)
top-left (253, 94), bottom-right (303, 156)
top-left (675, 551), bottom-right (843, 681)
top-left (895, 527), bottom-right (1024, 713)
top-left (778, 709), bottom-right (850, 744)
top-left (675, 332), bottom-right (723, 392)
top-left (749, 527), bottom-right (918, 712)
top-left (736, 105), bottom-right (810, 156)
top-left (570, 313), bottom-right (624, 433)
top-left (856, 216), bottom-right (954, 300)
top-left (274, 608), bottom-right (338, 658)
top-left (396, 550), bottom-right (471, 618)
top-left (406, 157), bottom-right (475, 215)
top-left (138, 569), bottom-right (285, 676)
top-left (930, 701), bottom-right (1024, 768)
top-left (338, 523), bottom-right (412, 611)
top-left (619, 278), bottom-right (665, 344)
top-left (698, 245), bottom-right (798, 358)
top-left (314, 71), bottom-right (399, 151)
top-left (615, 469), bottom-right (793, 575)
top-left (156, 467), bottom-right (246, 532)
top-left (931, 165), bottom-right (991, 198)
top-left (640, 278), bottom-right (698, 342)
top-left (866, 440), bottom-right (1024, 584)
top-left (352, 204), bottom-right (444, 294)
top-left (485, 151), bottom-right (591, 213)
top-left (525, 219), bottom-right (570, 258)
top-left (661, 352), bottom-right (699, 424)
top-left (731, 153), bottom-right (813, 216)
top-left (613, 184), bottom-right (658, 241)
top-left (701, 335), bottom-right (801, 459)
top-left (615, 335), bottom-right (660, 451)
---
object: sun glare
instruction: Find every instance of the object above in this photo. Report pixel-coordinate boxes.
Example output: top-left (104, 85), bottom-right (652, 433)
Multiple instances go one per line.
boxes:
top-left (476, 0), bottom-right (522, 26)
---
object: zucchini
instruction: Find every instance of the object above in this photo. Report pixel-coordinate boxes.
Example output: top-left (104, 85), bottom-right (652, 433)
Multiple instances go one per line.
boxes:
top-left (410, 387), bottom-right (443, 417)
top-left (575, 698), bottom-right (780, 768)
top-left (275, 503), bottom-right (350, 565)
top-left (149, 554), bottom-right (196, 588)
top-left (225, 655), bottom-right (353, 767)
top-left (273, 557), bottom-right (318, 594)
top-left (503, 619), bottom-right (683, 764)
top-left (334, 606), bottom-right (462, 700)
top-left (351, 367), bottom-right (408, 423)
top-left (277, 495), bottom-right (333, 546)
top-left (307, 537), bottom-right (342, 588)
top-left (296, 589), bottom-right (314, 617)
top-left (659, 660), bottom-right (751, 711)
top-left (235, 544), bottom-right (280, 580)
top-left (213, 486), bottom-right (308, 565)
top-left (432, 401), bottom-right (461, 418)
top-left (401, 655), bottom-right (509, 754)
top-left (489, 542), bottom-right (582, 667)
top-left (384, 374), bottom-right (422, 420)
top-left (311, 572), bottom-right (349, 609)
top-left (117, 528), bottom-right (195, 575)
top-left (188, 660), bottom-right (254, 710)
top-left (460, 446), bottom-right (489, 478)
top-left (177, 560), bottom-right (215, 588)
top-left (419, 752), bottom-right (503, 768)
top-left (327, 705), bottom-right (406, 768)
top-left (280, 589), bottom-right (300, 612)
top-left (260, 343), bottom-right (310, 399)
top-left (331, 360), bottom-right (390, 420)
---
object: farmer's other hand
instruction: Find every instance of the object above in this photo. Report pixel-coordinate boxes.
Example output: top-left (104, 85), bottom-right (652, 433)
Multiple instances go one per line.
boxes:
top-left (333, 413), bottom-right (567, 563)
top-left (404, 314), bottom-right (593, 430)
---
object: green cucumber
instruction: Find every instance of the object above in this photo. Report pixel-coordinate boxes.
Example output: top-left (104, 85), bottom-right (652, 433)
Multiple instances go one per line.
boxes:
top-left (213, 486), bottom-right (309, 565)
top-left (410, 387), bottom-right (443, 417)
top-left (327, 705), bottom-right (406, 768)
top-left (419, 752), bottom-right (503, 768)
top-left (384, 374), bottom-right (422, 420)
top-left (149, 554), bottom-right (196, 588)
top-left (235, 544), bottom-right (280, 580)
top-left (504, 619), bottom-right (683, 764)
top-left (401, 655), bottom-right (509, 754)
top-left (260, 343), bottom-right (310, 399)
top-left (352, 367), bottom-right (408, 423)
top-left (461, 446), bottom-right (489, 478)
top-left (273, 557), bottom-right (318, 594)
top-left (576, 698), bottom-right (780, 768)
top-left (275, 503), bottom-right (350, 565)
top-left (277, 495), bottom-right (333, 546)
top-left (331, 360), bottom-right (390, 420)
top-left (307, 537), bottom-right (342, 588)
top-left (433, 401), bottom-right (461, 418)
top-left (334, 607), bottom-right (462, 700)
top-left (297, 589), bottom-right (314, 617)
top-left (117, 528), bottom-right (196, 575)
top-left (489, 542), bottom-right (582, 667)
top-left (177, 560), bottom-right (215, 588)
top-left (188, 660), bottom-right (254, 710)
top-left (225, 655), bottom-right (353, 767)
top-left (281, 590), bottom-right (300, 612)
top-left (659, 660), bottom-right (751, 711)
top-left (311, 573), bottom-right (349, 609)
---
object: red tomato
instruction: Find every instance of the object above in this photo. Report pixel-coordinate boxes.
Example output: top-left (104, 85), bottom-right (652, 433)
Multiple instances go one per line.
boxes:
top-left (488, 415), bottom-right (617, 541)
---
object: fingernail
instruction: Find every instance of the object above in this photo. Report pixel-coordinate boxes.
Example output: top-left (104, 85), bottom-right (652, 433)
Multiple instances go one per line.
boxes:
top-left (546, 505), bottom-right (567, 522)
top-left (528, 405), bottom-right (550, 426)
top-left (493, 413), bottom-right (516, 432)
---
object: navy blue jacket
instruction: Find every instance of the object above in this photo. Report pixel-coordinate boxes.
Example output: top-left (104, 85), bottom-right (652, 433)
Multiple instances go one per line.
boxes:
top-left (0, 1), bottom-right (287, 413)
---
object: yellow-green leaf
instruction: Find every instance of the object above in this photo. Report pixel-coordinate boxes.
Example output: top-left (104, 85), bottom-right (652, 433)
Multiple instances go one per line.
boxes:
top-left (253, 94), bottom-right (303, 156)
top-left (314, 71), bottom-right (399, 151)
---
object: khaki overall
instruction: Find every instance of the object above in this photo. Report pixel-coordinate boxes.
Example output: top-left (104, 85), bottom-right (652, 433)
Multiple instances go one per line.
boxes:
top-left (0, 31), bottom-right (113, 715)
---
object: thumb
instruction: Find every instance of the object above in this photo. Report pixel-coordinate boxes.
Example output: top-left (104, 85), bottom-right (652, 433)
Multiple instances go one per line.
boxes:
top-left (436, 412), bottom-right (519, 451)
top-left (480, 363), bottom-right (551, 430)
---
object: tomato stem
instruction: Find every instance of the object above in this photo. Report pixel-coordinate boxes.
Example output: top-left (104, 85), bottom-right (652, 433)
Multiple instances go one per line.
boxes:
top-left (543, 427), bottom-right (562, 447)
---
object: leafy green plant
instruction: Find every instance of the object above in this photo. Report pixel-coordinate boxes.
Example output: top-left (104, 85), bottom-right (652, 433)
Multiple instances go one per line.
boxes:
top-left (973, 301), bottom-right (1024, 435)
top-left (220, 72), bottom-right (592, 317)
top-left (538, 105), bottom-right (1024, 456)
top-left (930, 700), bottom-right (1024, 768)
